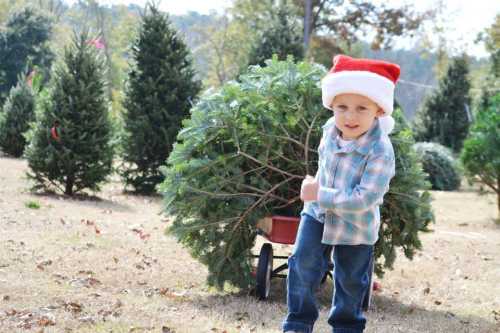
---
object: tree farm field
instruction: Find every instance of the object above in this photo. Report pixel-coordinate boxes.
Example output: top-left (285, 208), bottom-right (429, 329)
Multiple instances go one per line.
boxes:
top-left (0, 155), bottom-right (499, 333)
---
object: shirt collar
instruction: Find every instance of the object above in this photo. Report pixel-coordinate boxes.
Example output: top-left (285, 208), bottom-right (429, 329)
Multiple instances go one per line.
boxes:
top-left (323, 117), bottom-right (383, 156)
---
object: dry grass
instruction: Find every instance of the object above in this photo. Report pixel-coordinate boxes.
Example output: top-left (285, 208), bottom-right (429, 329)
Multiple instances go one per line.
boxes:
top-left (0, 155), bottom-right (499, 333)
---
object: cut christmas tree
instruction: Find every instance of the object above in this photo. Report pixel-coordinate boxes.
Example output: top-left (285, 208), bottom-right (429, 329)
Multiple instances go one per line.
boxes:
top-left (160, 57), bottom-right (434, 289)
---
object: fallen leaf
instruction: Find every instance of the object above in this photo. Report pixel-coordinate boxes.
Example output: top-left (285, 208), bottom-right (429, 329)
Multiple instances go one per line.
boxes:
top-left (235, 311), bottom-right (249, 321)
top-left (445, 312), bottom-right (456, 318)
top-left (492, 310), bottom-right (500, 322)
top-left (62, 301), bottom-right (83, 314)
top-left (37, 316), bottom-right (56, 326)
top-left (36, 260), bottom-right (53, 271)
top-left (78, 315), bottom-right (95, 324)
top-left (6, 309), bottom-right (18, 316)
top-left (114, 299), bottom-right (123, 309)
top-left (69, 277), bottom-right (101, 288)
top-left (139, 233), bottom-right (150, 240)
top-left (85, 219), bottom-right (94, 226)
top-left (130, 326), bottom-right (155, 332)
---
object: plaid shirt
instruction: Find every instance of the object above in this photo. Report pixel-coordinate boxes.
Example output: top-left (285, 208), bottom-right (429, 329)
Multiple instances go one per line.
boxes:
top-left (301, 116), bottom-right (396, 245)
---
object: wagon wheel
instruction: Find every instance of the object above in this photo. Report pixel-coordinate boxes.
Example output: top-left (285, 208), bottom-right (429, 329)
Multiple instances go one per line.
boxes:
top-left (321, 245), bottom-right (334, 285)
top-left (256, 243), bottom-right (273, 300)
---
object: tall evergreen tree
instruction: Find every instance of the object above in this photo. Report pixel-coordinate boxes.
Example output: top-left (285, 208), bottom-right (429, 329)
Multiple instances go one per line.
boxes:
top-left (24, 31), bottom-right (114, 196)
top-left (414, 54), bottom-right (472, 152)
top-left (247, 5), bottom-right (304, 67)
top-left (477, 14), bottom-right (500, 111)
top-left (0, 74), bottom-right (35, 157)
top-left (121, 3), bottom-right (201, 194)
top-left (0, 7), bottom-right (54, 106)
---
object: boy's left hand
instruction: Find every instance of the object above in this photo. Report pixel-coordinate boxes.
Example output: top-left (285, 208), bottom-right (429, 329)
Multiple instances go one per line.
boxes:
top-left (300, 175), bottom-right (318, 202)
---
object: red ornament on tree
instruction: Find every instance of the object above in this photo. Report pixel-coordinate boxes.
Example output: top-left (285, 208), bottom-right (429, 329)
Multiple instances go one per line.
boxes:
top-left (51, 121), bottom-right (61, 141)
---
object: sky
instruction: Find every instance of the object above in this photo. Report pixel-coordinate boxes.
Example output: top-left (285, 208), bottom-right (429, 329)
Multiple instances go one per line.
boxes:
top-left (75, 0), bottom-right (498, 58)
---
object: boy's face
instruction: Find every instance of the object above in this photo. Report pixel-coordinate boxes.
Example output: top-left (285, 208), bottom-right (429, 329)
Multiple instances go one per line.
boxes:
top-left (330, 93), bottom-right (385, 140)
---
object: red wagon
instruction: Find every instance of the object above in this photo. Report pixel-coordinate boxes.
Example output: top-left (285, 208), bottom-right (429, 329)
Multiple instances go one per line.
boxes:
top-left (253, 215), bottom-right (375, 311)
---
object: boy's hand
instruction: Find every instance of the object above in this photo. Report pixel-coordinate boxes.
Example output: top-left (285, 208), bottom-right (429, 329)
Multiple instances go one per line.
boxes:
top-left (300, 175), bottom-right (318, 202)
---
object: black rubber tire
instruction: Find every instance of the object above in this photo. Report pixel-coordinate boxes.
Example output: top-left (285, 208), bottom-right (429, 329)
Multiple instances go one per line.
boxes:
top-left (256, 243), bottom-right (273, 300)
top-left (321, 246), bottom-right (334, 285)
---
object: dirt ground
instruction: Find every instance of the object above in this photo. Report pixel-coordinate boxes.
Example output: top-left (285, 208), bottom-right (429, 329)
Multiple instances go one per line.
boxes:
top-left (1, 155), bottom-right (499, 333)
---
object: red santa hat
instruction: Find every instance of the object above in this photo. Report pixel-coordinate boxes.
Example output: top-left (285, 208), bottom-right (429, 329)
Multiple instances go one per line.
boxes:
top-left (321, 55), bottom-right (401, 133)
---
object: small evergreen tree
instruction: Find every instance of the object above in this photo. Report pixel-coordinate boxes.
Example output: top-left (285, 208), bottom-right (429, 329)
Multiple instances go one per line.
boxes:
top-left (413, 142), bottom-right (461, 191)
top-left (121, 3), bottom-right (201, 194)
top-left (0, 75), bottom-right (35, 157)
top-left (160, 58), bottom-right (434, 289)
top-left (247, 5), bottom-right (304, 67)
top-left (24, 31), bottom-right (114, 196)
top-left (0, 7), bottom-right (54, 106)
top-left (461, 93), bottom-right (500, 219)
top-left (414, 54), bottom-right (472, 152)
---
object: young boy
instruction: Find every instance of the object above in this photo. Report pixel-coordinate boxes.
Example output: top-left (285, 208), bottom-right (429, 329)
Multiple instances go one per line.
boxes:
top-left (282, 55), bottom-right (400, 333)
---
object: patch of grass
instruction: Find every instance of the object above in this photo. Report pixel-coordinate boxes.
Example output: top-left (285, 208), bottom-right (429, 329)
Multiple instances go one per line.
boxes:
top-left (25, 200), bottom-right (41, 209)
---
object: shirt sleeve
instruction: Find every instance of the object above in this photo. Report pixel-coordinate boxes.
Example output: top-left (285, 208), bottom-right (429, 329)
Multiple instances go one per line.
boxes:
top-left (317, 153), bottom-right (395, 213)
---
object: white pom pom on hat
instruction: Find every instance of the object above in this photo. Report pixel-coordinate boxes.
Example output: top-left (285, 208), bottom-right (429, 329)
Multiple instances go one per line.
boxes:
top-left (322, 54), bottom-right (401, 134)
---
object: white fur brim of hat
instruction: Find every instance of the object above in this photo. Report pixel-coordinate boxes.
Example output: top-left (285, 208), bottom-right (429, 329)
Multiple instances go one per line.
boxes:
top-left (321, 70), bottom-right (395, 115)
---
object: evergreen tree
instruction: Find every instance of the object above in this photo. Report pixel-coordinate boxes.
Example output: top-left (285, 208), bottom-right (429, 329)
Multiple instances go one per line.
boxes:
top-left (414, 54), bottom-right (472, 152)
top-left (24, 31), bottom-right (114, 196)
top-left (477, 14), bottom-right (500, 111)
top-left (0, 7), bottom-right (54, 106)
top-left (160, 58), bottom-right (434, 289)
top-left (461, 93), bottom-right (500, 219)
top-left (247, 5), bottom-right (304, 67)
top-left (121, 3), bottom-right (201, 194)
top-left (0, 75), bottom-right (35, 157)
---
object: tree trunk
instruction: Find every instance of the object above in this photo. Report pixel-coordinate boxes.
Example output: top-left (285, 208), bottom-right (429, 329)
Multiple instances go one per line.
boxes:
top-left (303, 0), bottom-right (312, 52)
top-left (65, 175), bottom-right (74, 196)
top-left (497, 176), bottom-right (500, 220)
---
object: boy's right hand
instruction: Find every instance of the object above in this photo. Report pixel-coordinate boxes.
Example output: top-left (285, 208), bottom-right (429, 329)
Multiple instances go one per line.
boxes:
top-left (300, 175), bottom-right (318, 202)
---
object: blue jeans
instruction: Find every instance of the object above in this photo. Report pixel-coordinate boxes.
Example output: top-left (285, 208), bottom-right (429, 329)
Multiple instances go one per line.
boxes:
top-left (282, 213), bottom-right (373, 333)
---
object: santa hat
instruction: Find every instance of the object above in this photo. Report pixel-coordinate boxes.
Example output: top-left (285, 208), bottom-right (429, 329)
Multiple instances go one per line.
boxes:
top-left (321, 55), bottom-right (401, 134)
